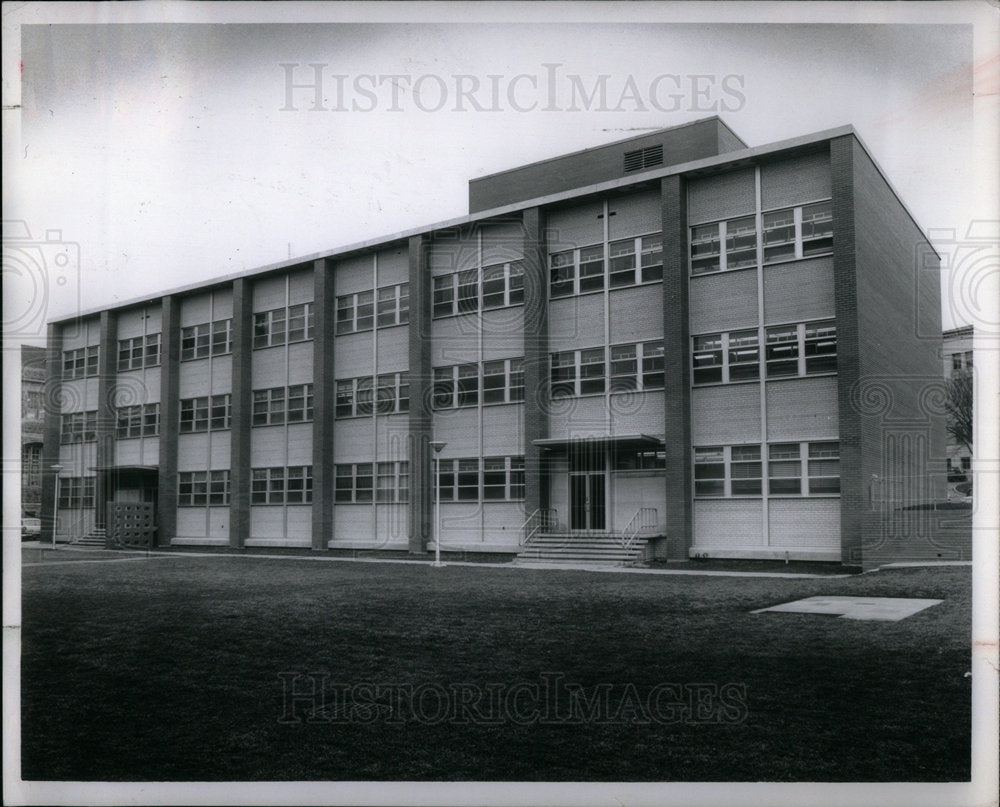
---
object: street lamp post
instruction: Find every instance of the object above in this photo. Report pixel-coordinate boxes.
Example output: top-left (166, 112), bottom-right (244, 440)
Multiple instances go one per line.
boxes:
top-left (429, 441), bottom-right (446, 567)
top-left (51, 464), bottom-right (63, 548)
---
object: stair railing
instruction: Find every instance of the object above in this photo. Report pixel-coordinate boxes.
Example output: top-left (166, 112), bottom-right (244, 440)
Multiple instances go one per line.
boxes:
top-left (621, 507), bottom-right (658, 553)
top-left (520, 508), bottom-right (557, 547)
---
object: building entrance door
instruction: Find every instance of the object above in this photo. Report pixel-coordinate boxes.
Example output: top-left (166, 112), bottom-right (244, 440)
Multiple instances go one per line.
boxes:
top-left (568, 443), bottom-right (606, 531)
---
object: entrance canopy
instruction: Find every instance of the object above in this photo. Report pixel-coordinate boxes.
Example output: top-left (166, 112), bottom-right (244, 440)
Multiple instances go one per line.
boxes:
top-left (532, 434), bottom-right (663, 451)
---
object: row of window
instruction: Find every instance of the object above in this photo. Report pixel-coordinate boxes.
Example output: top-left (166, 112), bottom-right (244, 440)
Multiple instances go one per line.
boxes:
top-left (335, 461), bottom-right (410, 503)
top-left (118, 334), bottom-right (162, 371)
top-left (694, 441), bottom-right (840, 498)
top-left (253, 385), bottom-right (314, 426)
top-left (433, 359), bottom-right (524, 409)
top-left (182, 319), bottom-right (233, 361)
top-left (60, 410), bottom-right (97, 443)
top-left (693, 321), bottom-right (836, 384)
top-left (252, 466), bottom-right (314, 504)
top-left (180, 395), bottom-right (232, 433)
top-left (690, 201), bottom-right (833, 275)
top-left (551, 340), bottom-right (664, 397)
top-left (434, 263), bottom-right (524, 318)
top-left (550, 234), bottom-right (663, 298)
top-left (336, 373), bottom-right (410, 418)
top-left (337, 284), bottom-right (409, 333)
top-left (434, 456), bottom-right (526, 502)
top-left (178, 470), bottom-right (231, 506)
top-left (116, 404), bottom-right (160, 439)
top-left (58, 476), bottom-right (96, 509)
top-left (254, 303), bottom-right (314, 349)
top-left (63, 346), bottom-right (99, 380)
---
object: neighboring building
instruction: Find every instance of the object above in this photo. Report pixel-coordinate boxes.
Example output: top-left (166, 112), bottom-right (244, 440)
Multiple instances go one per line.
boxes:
top-left (942, 324), bottom-right (973, 474)
top-left (41, 117), bottom-right (954, 566)
top-left (22, 345), bottom-right (46, 519)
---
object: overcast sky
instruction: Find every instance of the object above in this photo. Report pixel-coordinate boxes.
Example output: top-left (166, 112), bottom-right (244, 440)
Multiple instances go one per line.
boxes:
top-left (3, 3), bottom-right (998, 342)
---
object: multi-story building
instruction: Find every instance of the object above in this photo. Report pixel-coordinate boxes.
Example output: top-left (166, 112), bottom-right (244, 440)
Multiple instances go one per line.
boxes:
top-left (942, 324), bottom-right (973, 475)
top-left (41, 117), bottom-right (956, 566)
top-left (22, 345), bottom-right (46, 519)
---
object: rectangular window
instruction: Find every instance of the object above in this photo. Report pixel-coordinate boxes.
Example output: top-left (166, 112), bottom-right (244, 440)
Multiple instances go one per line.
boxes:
top-left (768, 443), bottom-right (803, 495)
top-left (457, 269), bottom-right (479, 314)
top-left (285, 466), bottom-right (313, 504)
top-left (691, 216), bottom-right (757, 275)
top-left (804, 321), bottom-right (837, 374)
top-left (481, 264), bottom-right (506, 309)
top-left (253, 387), bottom-right (286, 426)
top-left (610, 344), bottom-right (638, 391)
top-left (59, 476), bottom-right (96, 509)
top-left (458, 459), bottom-right (479, 501)
top-left (480, 358), bottom-right (524, 405)
top-left (357, 376), bottom-right (374, 416)
top-left (336, 379), bottom-right (355, 418)
top-left (211, 319), bottom-right (232, 356)
top-left (727, 330), bottom-right (760, 381)
top-left (640, 234), bottom-right (663, 282)
top-left (286, 384), bottom-right (314, 423)
top-left (60, 411), bottom-right (98, 444)
top-left (549, 250), bottom-right (575, 298)
top-left (253, 308), bottom-right (287, 348)
top-left (578, 245), bottom-right (605, 293)
top-left (730, 445), bottom-right (762, 495)
top-left (692, 335), bottom-right (723, 384)
top-left (62, 346), bottom-right (99, 380)
top-left (609, 239), bottom-right (637, 288)
top-left (208, 470), bottom-right (231, 505)
top-left (433, 275), bottom-right (456, 318)
top-left (765, 325), bottom-right (799, 378)
top-left (549, 348), bottom-right (607, 397)
top-left (209, 394), bottom-right (231, 430)
top-left (694, 447), bottom-right (725, 496)
top-left (116, 403), bottom-right (160, 439)
top-left (376, 285), bottom-right (409, 328)
top-left (356, 463), bottom-right (374, 503)
top-left (180, 395), bottom-right (229, 433)
top-left (250, 466), bottom-right (311, 505)
top-left (287, 302), bottom-right (314, 343)
top-left (549, 244), bottom-right (605, 297)
top-left (763, 201), bottom-right (833, 264)
top-left (807, 442), bottom-right (840, 494)
top-left (117, 335), bottom-right (160, 371)
top-left (614, 449), bottom-right (666, 471)
top-left (181, 323), bottom-right (213, 360)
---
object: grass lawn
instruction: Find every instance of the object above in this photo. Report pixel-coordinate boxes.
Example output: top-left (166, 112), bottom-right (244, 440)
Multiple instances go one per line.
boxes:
top-left (20, 554), bottom-right (970, 781)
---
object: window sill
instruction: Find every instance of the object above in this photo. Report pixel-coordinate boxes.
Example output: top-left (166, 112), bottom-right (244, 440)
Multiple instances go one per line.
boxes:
top-left (689, 264), bottom-right (758, 279)
top-left (432, 303), bottom-right (523, 322)
top-left (692, 377), bottom-right (762, 389)
top-left (763, 251), bottom-right (833, 268)
top-left (763, 371), bottom-right (838, 383)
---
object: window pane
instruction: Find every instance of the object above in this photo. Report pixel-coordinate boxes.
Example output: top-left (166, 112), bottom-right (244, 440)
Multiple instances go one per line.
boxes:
top-left (693, 334), bottom-right (723, 384)
top-left (609, 239), bottom-right (636, 287)
top-left (762, 208), bottom-right (796, 264)
top-left (691, 223), bottom-right (721, 274)
top-left (550, 251), bottom-right (575, 297)
top-left (801, 202), bottom-right (833, 256)
top-left (578, 245), bottom-right (604, 292)
top-left (728, 330), bottom-right (760, 381)
top-left (725, 216), bottom-right (757, 270)
top-left (766, 326), bottom-right (799, 377)
top-left (482, 360), bottom-right (506, 404)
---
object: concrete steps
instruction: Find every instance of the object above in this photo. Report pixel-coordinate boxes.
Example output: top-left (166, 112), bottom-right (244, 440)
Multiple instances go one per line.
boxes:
top-left (515, 534), bottom-right (650, 566)
top-left (74, 528), bottom-right (106, 548)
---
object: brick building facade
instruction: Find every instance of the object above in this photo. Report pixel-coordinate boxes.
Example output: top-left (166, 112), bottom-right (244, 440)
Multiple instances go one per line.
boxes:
top-left (41, 117), bottom-right (955, 566)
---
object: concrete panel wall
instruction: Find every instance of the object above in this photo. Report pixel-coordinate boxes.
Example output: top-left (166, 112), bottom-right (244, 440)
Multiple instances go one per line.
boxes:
top-left (691, 385), bottom-right (761, 444)
top-left (548, 396), bottom-right (609, 440)
top-left (251, 427), bottom-right (287, 466)
top-left (334, 253), bottom-right (375, 295)
top-left (761, 149), bottom-right (831, 210)
top-left (481, 220), bottom-right (525, 263)
top-left (253, 276), bottom-right (286, 312)
top-left (179, 360), bottom-right (211, 398)
top-left (333, 419), bottom-right (374, 461)
top-left (609, 286), bottom-right (664, 344)
top-left (210, 358), bottom-right (232, 395)
top-left (177, 434), bottom-right (210, 471)
top-left (548, 295), bottom-right (604, 349)
top-left (432, 317), bottom-right (479, 366)
top-left (689, 270), bottom-right (758, 334)
top-left (432, 407), bottom-right (480, 455)
top-left (610, 392), bottom-right (665, 436)
top-left (768, 499), bottom-right (840, 549)
top-left (376, 328), bottom-right (410, 372)
top-left (334, 332), bottom-right (373, 378)
top-left (288, 269), bottom-right (314, 304)
top-left (763, 257), bottom-right (835, 325)
top-left (428, 226), bottom-right (478, 275)
top-left (287, 342), bottom-right (313, 385)
top-left (693, 500), bottom-right (764, 546)
top-left (481, 405), bottom-right (523, 455)
top-left (376, 246), bottom-right (409, 286)
top-left (180, 293), bottom-right (212, 327)
top-left (687, 167), bottom-right (755, 224)
top-left (766, 377), bottom-right (839, 441)
top-left (609, 189), bottom-right (661, 239)
top-left (546, 200), bottom-right (603, 248)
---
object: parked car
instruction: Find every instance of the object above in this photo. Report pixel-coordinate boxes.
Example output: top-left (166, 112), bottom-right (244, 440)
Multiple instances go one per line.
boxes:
top-left (22, 516), bottom-right (41, 540)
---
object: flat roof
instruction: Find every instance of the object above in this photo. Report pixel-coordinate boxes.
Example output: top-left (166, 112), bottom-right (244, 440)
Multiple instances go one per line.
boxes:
top-left (50, 121), bottom-right (938, 325)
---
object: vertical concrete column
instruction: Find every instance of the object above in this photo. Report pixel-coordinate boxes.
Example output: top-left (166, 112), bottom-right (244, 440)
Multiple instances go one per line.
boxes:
top-left (521, 207), bottom-right (550, 519)
top-left (407, 234), bottom-right (432, 553)
top-left (829, 135), bottom-right (863, 565)
top-left (661, 175), bottom-right (693, 559)
top-left (41, 323), bottom-right (64, 544)
top-left (312, 258), bottom-right (335, 551)
top-left (229, 277), bottom-right (254, 548)
top-left (95, 309), bottom-right (118, 529)
top-left (157, 295), bottom-right (180, 546)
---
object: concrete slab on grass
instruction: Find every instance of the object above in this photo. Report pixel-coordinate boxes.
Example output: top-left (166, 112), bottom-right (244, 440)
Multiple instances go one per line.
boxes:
top-left (752, 596), bottom-right (943, 622)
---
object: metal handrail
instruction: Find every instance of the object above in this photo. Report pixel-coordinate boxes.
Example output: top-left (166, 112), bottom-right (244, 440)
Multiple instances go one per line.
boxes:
top-left (520, 508), bottom-right (557, 547)
top-left (621, 507), bottom-right (658, 552)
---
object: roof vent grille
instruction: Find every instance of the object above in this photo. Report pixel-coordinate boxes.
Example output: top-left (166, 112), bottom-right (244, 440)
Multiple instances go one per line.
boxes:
top-left (623, 145), bottom-right (663, 173)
